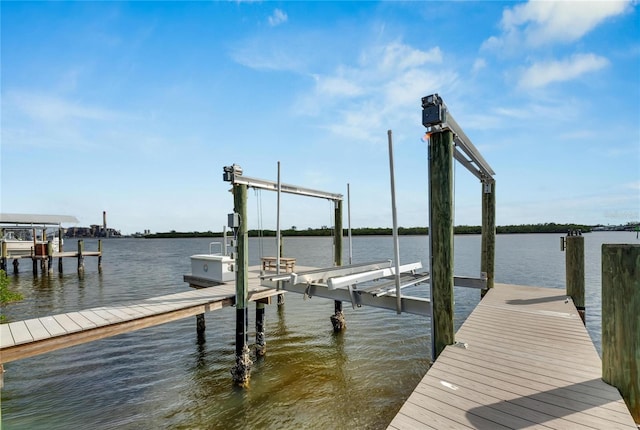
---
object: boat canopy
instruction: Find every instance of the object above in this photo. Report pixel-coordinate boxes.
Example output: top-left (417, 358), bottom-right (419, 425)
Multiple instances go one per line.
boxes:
top-left (0, 213), bottom-right (79, 226)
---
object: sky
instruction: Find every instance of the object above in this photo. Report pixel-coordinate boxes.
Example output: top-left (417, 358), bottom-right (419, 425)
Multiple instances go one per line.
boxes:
top-left (1, 1), bottom-right (639, 235)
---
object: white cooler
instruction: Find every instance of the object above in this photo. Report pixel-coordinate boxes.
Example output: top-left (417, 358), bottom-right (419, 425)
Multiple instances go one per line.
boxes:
top-left (190, 254), bottom-right (234, 283)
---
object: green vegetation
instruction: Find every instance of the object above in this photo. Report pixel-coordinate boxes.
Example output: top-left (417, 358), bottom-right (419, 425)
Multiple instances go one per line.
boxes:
top-left (0, 269), bottom-right (24, 323)
top-left (144, 223), bottom-right (592, 238)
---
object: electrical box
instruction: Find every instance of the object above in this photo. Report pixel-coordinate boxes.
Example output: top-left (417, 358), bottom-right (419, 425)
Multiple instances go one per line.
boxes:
top-left (228, 213), bottom-right (240, 228)
top-left (421, 94), bottom-right (446, 127)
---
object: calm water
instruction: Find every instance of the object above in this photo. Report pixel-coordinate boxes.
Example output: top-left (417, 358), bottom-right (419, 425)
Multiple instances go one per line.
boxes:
top-left (1, 232), bottom-right (635, 429)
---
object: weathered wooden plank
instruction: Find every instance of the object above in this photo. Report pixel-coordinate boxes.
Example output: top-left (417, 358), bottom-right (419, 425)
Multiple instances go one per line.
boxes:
top-left (39, 316), bottom-right (66, 336)
top-left (24, 319), bottom-right (50, 341)
top-left (8, 321), bottom-right (33, 345)
top-left (64, 312), bottom-right (96, 330)
top-left (78, 310), bottom-right (110, 326)
top-left (429, 365), bottom-right (636, 424)
top-left (387, 283), bottom-right (638, 429)
top-left (0, 323), bottom-right (15, 348)
top-left (52, 314), bottom-right (83, 334)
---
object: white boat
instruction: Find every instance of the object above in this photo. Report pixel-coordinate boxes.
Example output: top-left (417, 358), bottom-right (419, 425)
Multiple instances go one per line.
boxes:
top-left (1, 230), bottom-right (62, 257)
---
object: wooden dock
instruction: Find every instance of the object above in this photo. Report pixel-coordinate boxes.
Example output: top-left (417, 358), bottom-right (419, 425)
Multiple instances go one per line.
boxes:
top-left (0, 266), bottom-right (280, 364)
top-left (388, 283), bottom-right (637, 429)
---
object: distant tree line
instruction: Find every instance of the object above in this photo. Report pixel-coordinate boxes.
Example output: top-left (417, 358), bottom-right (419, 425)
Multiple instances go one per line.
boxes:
top-left (143, 223), bottom-right (593, 238)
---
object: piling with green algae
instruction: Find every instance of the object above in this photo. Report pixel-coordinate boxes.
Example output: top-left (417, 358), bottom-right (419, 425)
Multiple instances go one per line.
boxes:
top-left (230, 183), bottom-right (252, 387)
top-left (481, 180), bottom-right (495, 298)
top-left (602, 244), bottom-right (639, 423)
top-left (565, 233), bottom-right (585, 323)
top-left (429, 129), bottom-right (455, 361)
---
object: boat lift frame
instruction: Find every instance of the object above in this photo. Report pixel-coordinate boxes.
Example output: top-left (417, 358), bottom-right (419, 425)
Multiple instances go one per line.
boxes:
top-left (422, 93), bottom-right (496, 361)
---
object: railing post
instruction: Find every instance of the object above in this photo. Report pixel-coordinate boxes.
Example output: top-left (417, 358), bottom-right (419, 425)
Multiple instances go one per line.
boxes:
top-left (429, 129), bottom-right (455, 361)
top-left (602, 244), bottom-right (639, 423)
top-left (230, 183), bottom-right (252, 387)
top-left (565, 232), bottom-right (585, 323)
top-left (481, 180), bottom-right (496, 297)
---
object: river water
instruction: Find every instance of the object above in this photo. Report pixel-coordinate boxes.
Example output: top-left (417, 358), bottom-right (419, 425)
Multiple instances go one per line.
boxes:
top-left (1, 232), bottom-right (635, 429)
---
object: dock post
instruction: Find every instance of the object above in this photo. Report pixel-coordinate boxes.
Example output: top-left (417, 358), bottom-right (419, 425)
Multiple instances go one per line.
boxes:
top-left (12, 259), bottom-right (19, 275)
top-left (32, 254), bottom-right (38, 276)
top-left (277, 238), bottom-right (284, 306)
top-left (97, 240), bottom-right (103, 273)
top-left (480, 180), bottom-right (495, 298)
top-left (255, 301), bottom-right (266, 357)
top-left (58, 228), bottom-right (64, 274)
top-left (565, 232), bottom-right (585, 323)
top-left (1, 241), bottom-right (7, 272)
top-left (602, 244), bottom-right (639, 423)
top-left (77, 240), bottom-right (85, 274)
top-left (196, 313), bottom-right (206, 343)
top-left (230, 183), bottom-right (252, 387)
top-left (330, 199), bottom-right (346, 332)
top-left (428, 130), bottom-right (455, 361)
top-left (47, 241), bottom-right (54, 274)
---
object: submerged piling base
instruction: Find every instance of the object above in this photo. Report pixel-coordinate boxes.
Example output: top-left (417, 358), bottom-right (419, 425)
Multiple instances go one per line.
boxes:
top-left (255, 302), bottom-right (266, 358)
top-left (196, 313), bottom-right (206, 343)
top-left (330, 301), bottom-right (346, 331)
top-left (230, 345), bottom-right (253, 387)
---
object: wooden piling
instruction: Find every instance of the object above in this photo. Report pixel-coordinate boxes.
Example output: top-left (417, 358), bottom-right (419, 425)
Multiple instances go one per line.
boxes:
top-left (565, 234), bottom-right (585, 323)
top-left (12, 259), bottom-right (19, 275)
top-left (196, 313), bottom-right (206, 342)
top-left (602, 244), bottom-right (639, 423)
top-left (331, 199), bottom-right (346, 332)
top-left (1, 241), bottom-right (7, 272)
top-left (230, 183), bottom-right (252, 386)
top-left (98, 240), bottom-right (103, 273)
top-left (481, 180), bottom-right (496, 297)
top-left (255, 301), bottom-right (266, 357)
top-left (429, 130), bottom-right (455, 360)
top-left (47, 241), bottom-right (54, 274)
top-left (77, 240), bottom-right (85, 274)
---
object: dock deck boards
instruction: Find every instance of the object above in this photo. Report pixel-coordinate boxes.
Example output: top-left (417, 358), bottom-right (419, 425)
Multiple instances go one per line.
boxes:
top-left (0, 266), bottom-right (283, 364)
top-left (388, 283), bottom-right (637, 429)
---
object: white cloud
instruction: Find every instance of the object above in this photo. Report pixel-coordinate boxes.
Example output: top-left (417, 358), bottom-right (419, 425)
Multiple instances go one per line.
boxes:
top-left (268, 8), bottom-right (288, 27)
top-left (519, 53), bottom-right (609, 88)
top-left (303, 42), bottom-right (453, 142)
top-left (7, 91), bottom-right (119, 123)
top-left (484, 0), bottom-right (632, 50)
top-left (472, 58), bottom-right (486, 73)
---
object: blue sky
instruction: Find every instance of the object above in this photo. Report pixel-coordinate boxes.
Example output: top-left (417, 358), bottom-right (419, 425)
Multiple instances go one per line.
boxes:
top-left (2, 1), bottom-right (639, 234)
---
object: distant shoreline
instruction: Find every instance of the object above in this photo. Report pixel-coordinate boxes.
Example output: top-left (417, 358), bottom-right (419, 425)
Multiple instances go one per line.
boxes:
top-left (141, 223), bottom-right (621, 239)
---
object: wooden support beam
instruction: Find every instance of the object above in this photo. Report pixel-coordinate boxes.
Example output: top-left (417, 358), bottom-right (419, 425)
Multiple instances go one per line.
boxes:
top-left (230, 183), bottom-right (252, 387)
top-left (331, 199), bottom-right (346, 332)
top-left (602, 244), bottom-right (639, 423)
top-left (481, 180), bottom-right (495, 297)
top-left (429, 130), bottom-right (455, 361)
top-left (566, 234), bottom-right (585, 323)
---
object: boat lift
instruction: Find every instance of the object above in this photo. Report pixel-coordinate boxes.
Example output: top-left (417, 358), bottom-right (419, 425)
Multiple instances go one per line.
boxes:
top-left (222, 165), bottom-right (432, 316)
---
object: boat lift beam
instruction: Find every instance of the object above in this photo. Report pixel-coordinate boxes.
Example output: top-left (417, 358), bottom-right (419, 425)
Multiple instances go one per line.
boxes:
top-left (422, 94), bottom-right (495, 183)
top-left (223, 165), bottom-right (343, 202)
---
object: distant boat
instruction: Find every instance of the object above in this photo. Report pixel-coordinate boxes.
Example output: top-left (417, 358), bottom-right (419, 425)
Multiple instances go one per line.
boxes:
top-left (1, 213), bottom-right (76, 258)
top-left (1, 230), bottom-right (62, 257)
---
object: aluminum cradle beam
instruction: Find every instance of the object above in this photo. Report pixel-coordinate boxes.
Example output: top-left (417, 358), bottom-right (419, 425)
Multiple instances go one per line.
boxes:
top-left (261, 277), bottom-right (431, 317)
top-left (288, 260), bottom-right (392, 286)
top-left (326, 262), bottom-right (422, 290)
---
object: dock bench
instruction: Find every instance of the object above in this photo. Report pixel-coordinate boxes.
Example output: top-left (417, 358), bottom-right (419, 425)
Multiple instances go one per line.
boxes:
top-left (261, 257), bottom-right (296, 272)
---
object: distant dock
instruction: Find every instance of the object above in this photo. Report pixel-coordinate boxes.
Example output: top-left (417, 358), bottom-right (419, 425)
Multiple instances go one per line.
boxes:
top-left (387, 283), bottom-right (638, 429)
